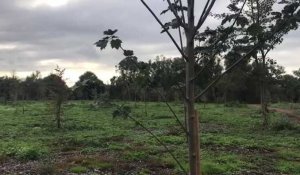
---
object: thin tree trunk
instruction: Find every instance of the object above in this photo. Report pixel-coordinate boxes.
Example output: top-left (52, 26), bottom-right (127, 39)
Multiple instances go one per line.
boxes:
top-left (186, 1), bottom-right (200, 173)
top-left (126, 83), bottom-right (131, 101)
top-left (56, 100), bottom-right (61, 129)
top-left (261, 54), bottom-right (268, 127)
top-left (134, 87), bottom-right (137, 107)
top-left (144, 89), bottom-right (148, 117)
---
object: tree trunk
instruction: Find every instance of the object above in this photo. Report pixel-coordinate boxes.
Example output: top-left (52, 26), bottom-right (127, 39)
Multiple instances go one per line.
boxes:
top-left (144, 88), bottom-right (148, 117)
top-left (186, 1), bottom-right (200, 174)
top-left (134, 87), bottom-right (137, 107)
top-left (56, 100), bottom-right (62, 129)
top-left (261, 54), bottom-right (268, 127)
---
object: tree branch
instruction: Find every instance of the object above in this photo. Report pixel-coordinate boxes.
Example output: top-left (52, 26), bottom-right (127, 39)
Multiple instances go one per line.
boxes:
top-left (194, 16), bottom-right (288, 101)
top-left (195, 0), bottom-right (216, 31)
top-left (191, 55), bottom-right (216, 82)
top-left (156, 89), bottom-right (188, 135)
top-left (198, 0), bottom-right (211, 26)
top-left (192, 0), bottom-right (247, 81)
top-left (194, 45), bottom-right (258, 100)
top-left (127, 114), bottom-right (187, 174)
top-left (140, 0), bottom-right (188, 61)
top-left (174, 0), bottom-right (185, 51)
top-left (166, 0), bottom-right (187, 28)
top-left (178, 27), bottom-right (184, 51)
top-left (178, 0), bottom-right (186, 24)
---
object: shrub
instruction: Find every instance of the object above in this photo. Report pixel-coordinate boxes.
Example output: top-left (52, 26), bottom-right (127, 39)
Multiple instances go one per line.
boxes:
top-left (112, 105), bottom-right (131, 119)
top-left (272, 116), bottom-right (296, 131)
top-left (17, 146), bottom-right (48, 161)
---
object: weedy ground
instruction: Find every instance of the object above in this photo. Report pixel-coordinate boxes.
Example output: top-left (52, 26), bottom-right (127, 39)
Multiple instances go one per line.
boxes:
top-left (0, 101), bottom-right (299, 175)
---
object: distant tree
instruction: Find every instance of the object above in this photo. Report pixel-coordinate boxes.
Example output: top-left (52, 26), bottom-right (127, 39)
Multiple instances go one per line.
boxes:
top-left (0, 76), bottom-right (10, 103)
top-left (43, 66), bottom-right (69, 129)
top-left (0, 74), bottom-right (20, 104)
top-left (223, 0), bottom-right (300, 126)
top-left (293, 68), bottom-right (300, 78)
top-left (281, 74), bottom-right (300, 102)
top-left (21, 71), bottom-right (44, 100)
top-left (72, 71), bottom-right (105, 100)
top-left (150, 56), bottom-right (185, 100)
top-left (118, 56), bottom-right (140, 102)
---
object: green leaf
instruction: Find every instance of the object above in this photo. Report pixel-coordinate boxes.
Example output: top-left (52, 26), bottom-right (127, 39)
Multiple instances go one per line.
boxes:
top-left (111, 39), bottom-right (122, 49)
top-left (227, 4), bottom-right (239, 12)
top-left (236, 16), bottom-right (249, 27)
top-left (160, 9), bottom-right (169, 15)
top-left (104, 29), bottom-right (118, 35)
top-left (247, 23), bottom-right (263, 36)
top-left (95, 39), bottom-right (108, 50)
top-left (170, 18), bottom-right (180, 29)
top-left (271, 12), bottom-right (282, 19)
top-left (221, 14), bottom-right (237, 25)
top-left (123, 50), bottom-right (134, 57)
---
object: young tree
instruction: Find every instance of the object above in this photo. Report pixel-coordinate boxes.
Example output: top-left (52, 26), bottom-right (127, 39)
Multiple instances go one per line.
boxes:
top-left (72, 71), bottom-right (105, 100)
top-left (43, 66), bottom-right (69, 129)
top-left (22, 71), bottom-right (45, 100)
top-left (293, 68), bottom-right (300, 78)
top-left (95, 0), bottom-right (299, 174)
top-left (95, 0), bottom-right (242, 173)
top-left (223, 0), bottom-right (300, 126)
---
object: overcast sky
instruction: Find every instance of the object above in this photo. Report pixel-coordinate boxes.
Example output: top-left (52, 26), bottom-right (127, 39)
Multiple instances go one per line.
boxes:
top-left (0, 0), bottom-right (299, 86)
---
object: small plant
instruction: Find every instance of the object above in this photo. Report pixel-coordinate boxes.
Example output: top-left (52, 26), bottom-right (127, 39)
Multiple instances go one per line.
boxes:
top-left (16, 146), bottom-right (48, 161)
top-left (93, 92), bottom-right (113, 108)
top-left (202, 161), bottom-right (226, 175)
top-left (44, 66), bottom-right (69, 129)
top-left (272, 116), bottom-right (296, 131)
top-left (112, 105), bottom-right (131, 119)
top-left (70, 166), bottom-right (88, 174)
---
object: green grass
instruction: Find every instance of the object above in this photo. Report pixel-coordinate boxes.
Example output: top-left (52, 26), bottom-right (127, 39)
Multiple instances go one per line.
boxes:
top-left (69, 166), bottom-right (88, 173)
top-left (0, 101), bottom-right (299, 174)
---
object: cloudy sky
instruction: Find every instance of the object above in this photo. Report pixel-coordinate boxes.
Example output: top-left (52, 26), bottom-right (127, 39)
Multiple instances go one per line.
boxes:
top-left (0, 0), bottom-right (299, 86)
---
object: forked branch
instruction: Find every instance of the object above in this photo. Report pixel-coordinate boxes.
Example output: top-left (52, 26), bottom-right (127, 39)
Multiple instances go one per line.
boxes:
top-left (192, 0), bottom-right (247, 81)
top-left (166, 0), bottom-right (187, 28)
top-left (195, 0), bottom-right (216, 31)
top-left (140, 0), bottom-right (188, 61)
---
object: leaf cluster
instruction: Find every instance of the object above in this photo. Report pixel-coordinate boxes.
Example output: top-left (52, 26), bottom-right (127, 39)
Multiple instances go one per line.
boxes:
top-left (95, 29), bottom-right (134, 57)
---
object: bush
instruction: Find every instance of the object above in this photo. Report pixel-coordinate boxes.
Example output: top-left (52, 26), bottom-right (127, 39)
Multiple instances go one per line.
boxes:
top-left (1, 144), bottom-right (48, 161)
top-left (112, 105), bottom-right (131, 119)
top-left (17, 146), bottom-right (48, 161)
top-left (272, 116), bottom-right (295, 131)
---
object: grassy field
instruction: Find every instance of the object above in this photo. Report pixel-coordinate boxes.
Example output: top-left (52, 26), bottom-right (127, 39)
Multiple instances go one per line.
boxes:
top-left (271, 103), bottom-right (300, 115)
top-left (0, 101), bottom-right (299, 175)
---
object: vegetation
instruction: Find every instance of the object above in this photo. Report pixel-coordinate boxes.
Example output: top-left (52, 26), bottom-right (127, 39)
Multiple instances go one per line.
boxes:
top-left (0, 101), bottom-right (299, 174)
top-left (0, 0), bottom-right (299, 175)
top-left (0, 62), bottom-right (299, 104)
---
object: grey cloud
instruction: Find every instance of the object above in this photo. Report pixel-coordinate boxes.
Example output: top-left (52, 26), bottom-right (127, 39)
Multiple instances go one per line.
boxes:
top-left (0, 0), bottom-right (299, 83)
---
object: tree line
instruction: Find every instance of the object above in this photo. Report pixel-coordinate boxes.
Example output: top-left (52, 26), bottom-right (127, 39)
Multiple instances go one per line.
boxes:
top-left (0, 57), bottom-right (299, 104)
